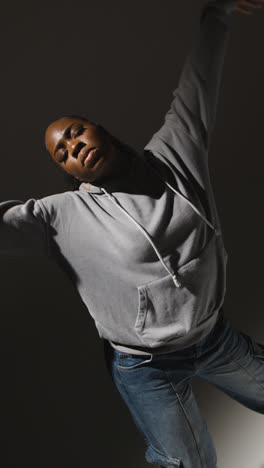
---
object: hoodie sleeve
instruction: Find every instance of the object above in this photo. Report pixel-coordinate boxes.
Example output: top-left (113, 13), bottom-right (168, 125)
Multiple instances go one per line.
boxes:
top-left (0, 199), bottom-right (50, 257)
top-left (144, 0), bottom-right (235, 160)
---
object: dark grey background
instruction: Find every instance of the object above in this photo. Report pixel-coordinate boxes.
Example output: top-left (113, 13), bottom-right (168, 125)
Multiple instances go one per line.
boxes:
top-left (1, 1), bottom-right (264, 467)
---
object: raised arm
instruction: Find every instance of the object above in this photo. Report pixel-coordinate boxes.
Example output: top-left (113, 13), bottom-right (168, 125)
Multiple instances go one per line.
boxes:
top-left (144, 0), bottom-right (263, 158)
top-left (0, 199), bottom-right (49, 256)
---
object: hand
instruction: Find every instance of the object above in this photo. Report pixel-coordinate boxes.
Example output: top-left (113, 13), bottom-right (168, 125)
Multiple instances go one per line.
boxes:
top-left (234, 0), bottom-right (264, 14)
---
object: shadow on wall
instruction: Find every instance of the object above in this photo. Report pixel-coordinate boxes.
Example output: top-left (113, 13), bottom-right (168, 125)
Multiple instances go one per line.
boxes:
top-left (1, 256), bottom-right (150, 468)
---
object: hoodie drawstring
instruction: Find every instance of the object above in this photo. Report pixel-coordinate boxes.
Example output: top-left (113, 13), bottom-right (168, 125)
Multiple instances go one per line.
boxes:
top-left (102, 190), bottom-right (182, 288)
top-left (147, 161), bottom-right (220, 236)
top-left (100, 167), bottom-right (219, 289)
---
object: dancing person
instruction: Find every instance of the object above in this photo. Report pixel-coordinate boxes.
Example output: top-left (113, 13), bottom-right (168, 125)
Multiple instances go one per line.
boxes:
top-left (2, 1), bottom-right (264, 467)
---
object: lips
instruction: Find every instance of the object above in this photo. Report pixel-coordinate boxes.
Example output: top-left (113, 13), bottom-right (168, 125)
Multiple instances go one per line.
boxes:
top-left (81, 146), bottom-right (101, 168)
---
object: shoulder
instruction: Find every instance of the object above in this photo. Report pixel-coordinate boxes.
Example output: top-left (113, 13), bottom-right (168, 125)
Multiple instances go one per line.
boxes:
top-left (38, 190), bottom-right (84, 222)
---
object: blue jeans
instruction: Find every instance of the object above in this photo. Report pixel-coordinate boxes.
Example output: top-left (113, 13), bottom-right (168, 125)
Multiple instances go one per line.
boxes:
top-left (103, 307), bottom-right (264, 467)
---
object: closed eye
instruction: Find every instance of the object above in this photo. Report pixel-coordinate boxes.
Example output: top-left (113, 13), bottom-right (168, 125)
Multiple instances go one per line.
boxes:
top-left (59, 149), bottom-right (68, 163)
top-left (71, 125), bottom-right (84, 139)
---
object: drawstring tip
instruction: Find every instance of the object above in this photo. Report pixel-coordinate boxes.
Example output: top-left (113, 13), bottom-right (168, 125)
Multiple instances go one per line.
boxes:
top-left (172, 275), bottom-right (181, 288)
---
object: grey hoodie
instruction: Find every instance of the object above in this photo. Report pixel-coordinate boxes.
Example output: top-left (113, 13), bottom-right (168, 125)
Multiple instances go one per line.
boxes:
top-left (0, 0), bottom-right (234, 355)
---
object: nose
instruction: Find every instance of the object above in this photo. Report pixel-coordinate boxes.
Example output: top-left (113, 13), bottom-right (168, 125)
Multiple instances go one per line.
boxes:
top-left (66, 139), bottom-right (86, 158)
top-left (66, 139), bottom-right (77, 154)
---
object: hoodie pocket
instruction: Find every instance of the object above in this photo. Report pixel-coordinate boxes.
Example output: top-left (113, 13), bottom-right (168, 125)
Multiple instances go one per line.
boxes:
top-left (134, 234), bottom-right (227, 348)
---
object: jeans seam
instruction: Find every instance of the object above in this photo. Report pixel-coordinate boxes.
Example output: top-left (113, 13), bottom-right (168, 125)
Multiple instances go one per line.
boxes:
top-left (115, 365), bottom-right (181, 464)
top-left (166, 376), bottom-right (205, 468)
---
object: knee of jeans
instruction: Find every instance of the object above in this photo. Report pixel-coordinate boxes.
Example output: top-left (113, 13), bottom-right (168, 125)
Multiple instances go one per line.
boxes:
top-left (145, 444), bottom-right (182, 467)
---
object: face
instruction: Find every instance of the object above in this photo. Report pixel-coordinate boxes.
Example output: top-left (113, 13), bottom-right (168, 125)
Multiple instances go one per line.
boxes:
top-left (45, 117), bottom-right (127, 184)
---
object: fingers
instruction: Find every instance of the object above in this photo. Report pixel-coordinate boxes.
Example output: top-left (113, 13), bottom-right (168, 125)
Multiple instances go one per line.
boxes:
top-left (239, 0), bottom-right (264, 5)
top-left (235, 6), bottom-right (253, 14)
top-left (235, 0), bottom-right (264, 14)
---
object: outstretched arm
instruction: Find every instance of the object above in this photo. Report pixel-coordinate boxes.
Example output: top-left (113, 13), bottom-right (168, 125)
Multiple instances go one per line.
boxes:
top-left (0, 199), bottom-right (49, 256)
top-left (144, 0), bottom-right (263, 159)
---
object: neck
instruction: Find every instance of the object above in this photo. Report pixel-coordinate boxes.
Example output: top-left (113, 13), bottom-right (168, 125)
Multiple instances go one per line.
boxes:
top-left (90, 148), bottom-right (134, 187)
